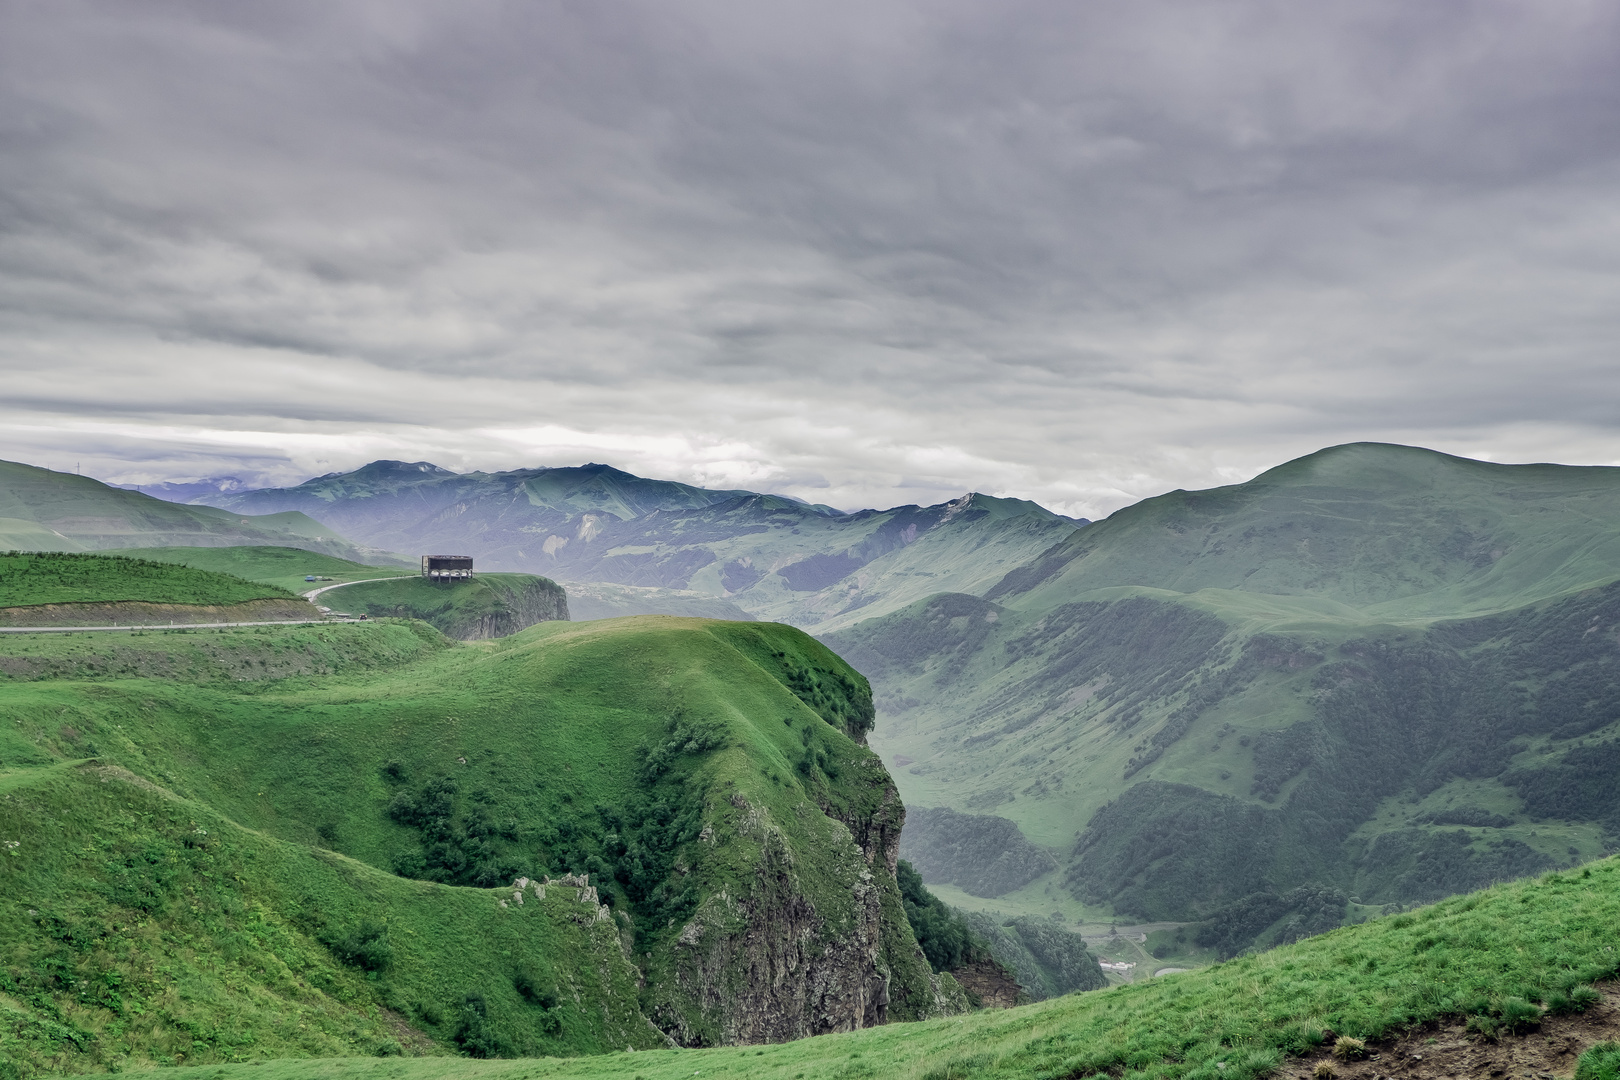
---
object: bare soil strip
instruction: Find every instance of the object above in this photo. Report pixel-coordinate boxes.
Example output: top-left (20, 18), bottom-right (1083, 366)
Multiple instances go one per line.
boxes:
top-left (1290, 984), bottom-right (1619, 1080)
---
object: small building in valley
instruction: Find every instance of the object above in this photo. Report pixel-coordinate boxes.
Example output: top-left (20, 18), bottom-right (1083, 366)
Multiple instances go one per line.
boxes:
top-left (421, 554), bottom-right (475, 581)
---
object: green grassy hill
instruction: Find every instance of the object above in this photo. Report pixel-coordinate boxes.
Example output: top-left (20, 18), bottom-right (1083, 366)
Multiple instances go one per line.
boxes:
top-left (0, 460), bottom-right (393, 564)
top-left (990, 442), bottom-right (1620, 620)
top-left (821, 444), bottom-right (1620, 954)
top-left (0, 615), bottom-right (959, 1073)
top-left (328, 575), bottom-right (569, 640)
top-left (106, 545), bottom-right (386, 594)
top-left (135, 858), bottom-right (1620, 1080)
top-left (0, 552), bottom-right (296, 608)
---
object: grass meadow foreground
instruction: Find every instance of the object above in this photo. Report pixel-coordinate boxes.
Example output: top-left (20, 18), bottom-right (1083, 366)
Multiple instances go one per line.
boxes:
top-left (133, 857), bottom-right (1620, 1080)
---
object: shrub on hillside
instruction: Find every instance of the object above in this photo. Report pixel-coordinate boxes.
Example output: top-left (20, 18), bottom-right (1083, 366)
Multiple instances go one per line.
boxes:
top-left (321, 918), bottom-right (392, 972)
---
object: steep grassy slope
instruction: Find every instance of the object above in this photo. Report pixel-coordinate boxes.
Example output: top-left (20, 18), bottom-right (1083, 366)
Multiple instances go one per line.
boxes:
top-left (0, 461), bottom-right (389, 564)
top-left (187, 461), bottom-right (1083, 631)
top-left (824, 445), bottom-right (1620, 949)
top-left (0, 760), bottom-right (655, 1075)
top-left (329, 575), bottom-right (569, 640)
top-left (148, 857), bottom-right (1620, 1080)
top-left (0, 615), bottom-right (957, 1070)
top-left (0, 552), bottom-right (296, 607)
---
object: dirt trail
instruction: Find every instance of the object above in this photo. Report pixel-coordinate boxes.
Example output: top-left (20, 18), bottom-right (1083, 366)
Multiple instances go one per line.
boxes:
top-left (1290, 984), bottom-right (1619, 1080)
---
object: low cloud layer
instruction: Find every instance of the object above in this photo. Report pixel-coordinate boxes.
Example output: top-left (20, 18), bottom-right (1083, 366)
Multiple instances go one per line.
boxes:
top-left (4, 0), bottom-right (1620, 516)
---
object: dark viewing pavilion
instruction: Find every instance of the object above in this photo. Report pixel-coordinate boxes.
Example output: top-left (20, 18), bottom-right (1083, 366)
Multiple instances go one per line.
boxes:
top-left (421, 554), bottom-right (475, 581)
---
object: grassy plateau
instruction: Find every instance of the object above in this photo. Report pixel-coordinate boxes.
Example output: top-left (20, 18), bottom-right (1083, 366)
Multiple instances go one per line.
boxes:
top-left (0, 553), bottom-right (296, 609)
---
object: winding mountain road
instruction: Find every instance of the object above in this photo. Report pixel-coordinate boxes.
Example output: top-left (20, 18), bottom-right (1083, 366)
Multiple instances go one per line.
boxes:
top-left (301, 576), bottom-right (414, 603)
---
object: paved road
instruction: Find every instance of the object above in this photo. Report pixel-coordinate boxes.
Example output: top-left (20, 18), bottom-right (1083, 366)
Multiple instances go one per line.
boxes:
top-left (0, 618), bottom-right (360, 634)
top-left (301, 576), bottom-right (415, 603)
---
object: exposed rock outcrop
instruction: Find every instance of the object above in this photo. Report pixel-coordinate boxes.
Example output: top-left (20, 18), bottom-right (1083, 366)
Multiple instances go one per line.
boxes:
top-left (949, 956), bottom-right (1025, 1009)
top-left (648, 766), bottom-right (964, 1046)
top-left (456, 575), bottom-right (569, 639)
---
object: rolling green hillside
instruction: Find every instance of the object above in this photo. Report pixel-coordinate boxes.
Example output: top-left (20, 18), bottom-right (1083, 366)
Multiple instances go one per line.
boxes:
top-left (329, 575), bottom-right (569, 640)
top-left (0, 460), bottom-right (392, 564)
top-left (824, 444), bottom-right (1620, 955)
top-left (0, 615), bottom-right (961, 1073)
top-left (131, 857), bottom-right (1620, 1080)
top-left (0, 552), bottom-right (296, 608)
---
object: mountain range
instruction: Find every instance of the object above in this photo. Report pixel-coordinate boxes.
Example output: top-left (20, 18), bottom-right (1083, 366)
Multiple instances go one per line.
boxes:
top-left (163, 460), bottom-right (1088, 632)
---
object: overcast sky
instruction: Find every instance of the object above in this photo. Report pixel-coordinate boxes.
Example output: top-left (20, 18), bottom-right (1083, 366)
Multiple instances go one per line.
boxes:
top-left (3, 0), bottom-right (1620, 517)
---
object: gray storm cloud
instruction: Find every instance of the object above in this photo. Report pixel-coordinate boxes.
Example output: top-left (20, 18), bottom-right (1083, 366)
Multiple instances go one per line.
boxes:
top-left (2, 0), bottom-right (1619, 515)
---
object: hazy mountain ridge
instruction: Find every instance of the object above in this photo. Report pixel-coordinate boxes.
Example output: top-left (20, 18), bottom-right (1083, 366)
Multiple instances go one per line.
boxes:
top-left (182, 460), bottom-right (1087, 630)
top-left (0, 459), bottom-right (396, 564)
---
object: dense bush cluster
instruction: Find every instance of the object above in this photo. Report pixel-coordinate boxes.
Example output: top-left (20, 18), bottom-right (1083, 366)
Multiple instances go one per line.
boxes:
top-left (1506, 739), bottom-right (1620, 834)
top-left (387, 775), bottom-right (524, 888)
top-left (896, 859), bottom-right (982, 972)
top-left (898, 806), bottom-right (1055, 898)
top-left (960, 910), bottom-right (1107, 998)
top-left (1069, 582), bottom-right (1620, 943)
top-left (1194, 885), bottom-right (1348, 960)
top-left (382, 713), bottom-right (717, 929)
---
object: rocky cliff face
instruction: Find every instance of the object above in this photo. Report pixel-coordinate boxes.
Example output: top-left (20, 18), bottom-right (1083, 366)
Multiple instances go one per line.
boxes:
top-left (455, 575), bottom-right (569, 639)
top-left (647, 759), bottom-right (964, 1046)
top-left (338, 574), bottom-right (569, 640)
top-left (949, 957), bottom-right (1025, 1009)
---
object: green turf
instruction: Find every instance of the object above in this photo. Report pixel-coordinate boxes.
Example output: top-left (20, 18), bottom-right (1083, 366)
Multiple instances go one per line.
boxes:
top-left (0, 759), bottom-right (654, 1073)
top-left (0, 551), bottom-right (296, 608)
top-left (106, 545), bottom-right (385, 594)
top-left (133, 857), bottom-right (1620, 1080)
top-left (0, 620), bottom-right (448, 686)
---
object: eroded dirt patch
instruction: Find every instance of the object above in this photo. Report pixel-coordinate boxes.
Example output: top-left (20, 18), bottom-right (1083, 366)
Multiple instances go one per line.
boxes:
top-left (1290, 984), bottom-right (1619, 1080)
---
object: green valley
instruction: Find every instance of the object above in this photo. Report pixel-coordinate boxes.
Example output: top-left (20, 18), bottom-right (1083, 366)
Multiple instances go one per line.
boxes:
top-left (823, 444), bottom-right (1620, 956)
